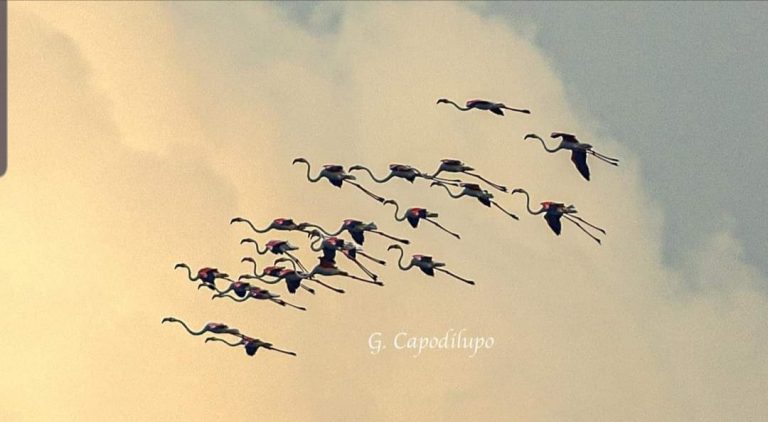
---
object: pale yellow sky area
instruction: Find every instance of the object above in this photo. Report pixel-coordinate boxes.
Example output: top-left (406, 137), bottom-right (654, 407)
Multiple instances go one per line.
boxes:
top-left (2, 2), bottom-right (767, 421)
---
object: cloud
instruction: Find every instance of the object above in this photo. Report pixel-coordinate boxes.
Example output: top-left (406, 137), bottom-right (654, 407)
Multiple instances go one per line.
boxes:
top-left (3, 2), bottom-right (767, 421)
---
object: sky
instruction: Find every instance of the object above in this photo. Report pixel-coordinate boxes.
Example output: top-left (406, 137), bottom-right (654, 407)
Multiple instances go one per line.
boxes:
top-left (2, 2), bottom-right (767, 421)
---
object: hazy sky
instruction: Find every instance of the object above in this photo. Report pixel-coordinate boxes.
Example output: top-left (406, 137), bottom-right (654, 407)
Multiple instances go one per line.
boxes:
top-left (3, 2), bottom-right (767, 421)
top-left (277, 1), bottom-right (768, 278)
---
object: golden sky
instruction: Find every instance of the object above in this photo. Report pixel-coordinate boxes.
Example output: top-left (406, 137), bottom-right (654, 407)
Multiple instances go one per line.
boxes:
top-left (3, 2), bottom-right (767, 421)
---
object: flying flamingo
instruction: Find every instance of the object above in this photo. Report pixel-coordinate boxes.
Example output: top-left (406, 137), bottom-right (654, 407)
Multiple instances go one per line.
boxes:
top-left (206, 334), bottom-right (297, 357)
top-left (230, 217), bottom-right (313, 235)
top-left (430, 181), bottom-right (519, 220)
top-left (292, 158), bottom-right (386, 203)
top-left (301, 219), bottom-right (409, 245)
top-left (348, 163), bottom-right (460, 184)
top-left (240, 238), bottom-right (308, 272)
top-left (241, 263), bottom-right (345, 294)
top-left (428, 159), bottom-right (508, 192)
top-left (307, 230), bottom-right (386, 281)
top-left (212, 285), bottom-right (307, 311)
top-left (174, 263), bottom-right (232, 290)
top-left (241, 265), bottom-right (316, 295)
top-left (303, 257), bottom-right (384, 287)
top-left (510, 188), bottom-right (605, 244)
top-left (200, 279), bottom-right (256, 298)
top-left (523, 133), bottom-right (619, 181)
top-left (161, 317), bottom-right (241, 336)
top-left (387, 245), bottom-right (475, 285)
top-left (436, 98), bottom-right (531, 116)
top-left (382, 199), bottom-right (461, 239)
top-left (238, 257), bottom-right (317, 295)
top-left (238, 257), bottom-right (288, 280)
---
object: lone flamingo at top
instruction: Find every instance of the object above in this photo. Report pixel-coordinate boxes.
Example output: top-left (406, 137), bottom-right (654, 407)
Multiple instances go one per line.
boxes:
top-left (383, 199), bottom-right (461, 239)
top-left (428, 159), bottom-right (508, 192)
top-left (387, 245), bottom-right (475, 285)
top-left (292, 158), bottom-right (386, 203)
top-left (437, 98), bottom-right (530, 116)
top-left (510, 188), bottom-right (605, 244)
top-left (161, 317), bottom-right (241, 337)
top-left (230, 217), bottom-right (312, 235)
top-left (174, 263), bottom-right (231, 290)
top-left (301, 219), bottom-right (410, 245)
top-left (430, 181), bottom-right (519, 220)
top-left (523, 133), bottom-right (619, 181)
top-left (206, 334), bottom-right (297, 357)
top-left (349, 163), bottom-right (460, 184)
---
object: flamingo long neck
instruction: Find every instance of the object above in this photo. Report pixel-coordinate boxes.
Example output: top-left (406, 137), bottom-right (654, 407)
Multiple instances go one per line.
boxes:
top-left (516, 190), bottom-right (544, 215)
top-left (244, 239), bottom-right (267, 255)
top-left (445, 100), bottom-right (470, 111)
top-left (436, 183), bottom-right (463, 199)
top-left (208, 337), bottom-right (241, 347)
top-left (535, 136), bottom-right (561, 153)
top-left (302, 223), bottom-right (340, 236)
top-left (236, 218), bottom-right (270, 233)
top-left (173, 320), bottom-right (206, 336)
top-left (217, 294), bottom-right (248, 303)
top-left (200, 283), bottom-right (228, 294)
top-left (248, 259), bottom-right (259, 276)
top-left (178, 265), bottom-right (198, 281)
top-left (309, 236), bottom-right (322, 252)
top-left (356, 166), bottom-right (391, 183)
top-left (385, 201), bottom-right (406, 221)
top-left (393, 247), bottom-right (413, 271)
top-left (297, 160), bottom-right (322, 183)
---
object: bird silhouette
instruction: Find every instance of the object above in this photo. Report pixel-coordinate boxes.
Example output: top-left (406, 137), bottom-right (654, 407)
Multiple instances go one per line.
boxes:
top-left (523, 133), bottom-right (619, 181)
top-left (387, 245), bottom-right (475, 285)
top-left (430, 181), bottom-right (518, 220)
top-left (161, 317), bottom-right (241, 336)
top-left (241, 263), bottom-right (317, 295)
top-left (383, 199), bottom-right (461, 239)
top-left (205, 335), bottom-right (297, 357)
top-left (301, 219), bottom-right (409, 245)
top-left (230, 217), bottom-right (313, 235)
top-left (240, 238), bottom-right (308, 272)
top-left (292, 257), bottom-right (384, 287)
top-left (428, 159), bottom-right (508, 192)
top-left (437, 98), bottom-right (530, 116)
top-left (212, 286), bottom-right (307, 311)
top-left (241, 266), bottom-right (344, 295)
top-left (349, 163), bottom-right (460, 184)
top-left (292, 158), bottom-right (386, 203)
top-left (307, 230), bottom-right (385, 281)
top-left (174, 263), bottom-right (231, 291)
top-left (510, 188), bottom-right (605, 244)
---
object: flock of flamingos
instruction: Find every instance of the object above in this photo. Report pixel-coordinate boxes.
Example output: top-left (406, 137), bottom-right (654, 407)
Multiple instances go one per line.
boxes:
top-left (162, 98), bottom-right (620, 358)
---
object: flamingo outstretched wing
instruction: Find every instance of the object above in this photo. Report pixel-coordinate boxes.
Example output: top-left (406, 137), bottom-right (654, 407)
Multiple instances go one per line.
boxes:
top-left (571, 150), bottom-right (590, 181)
